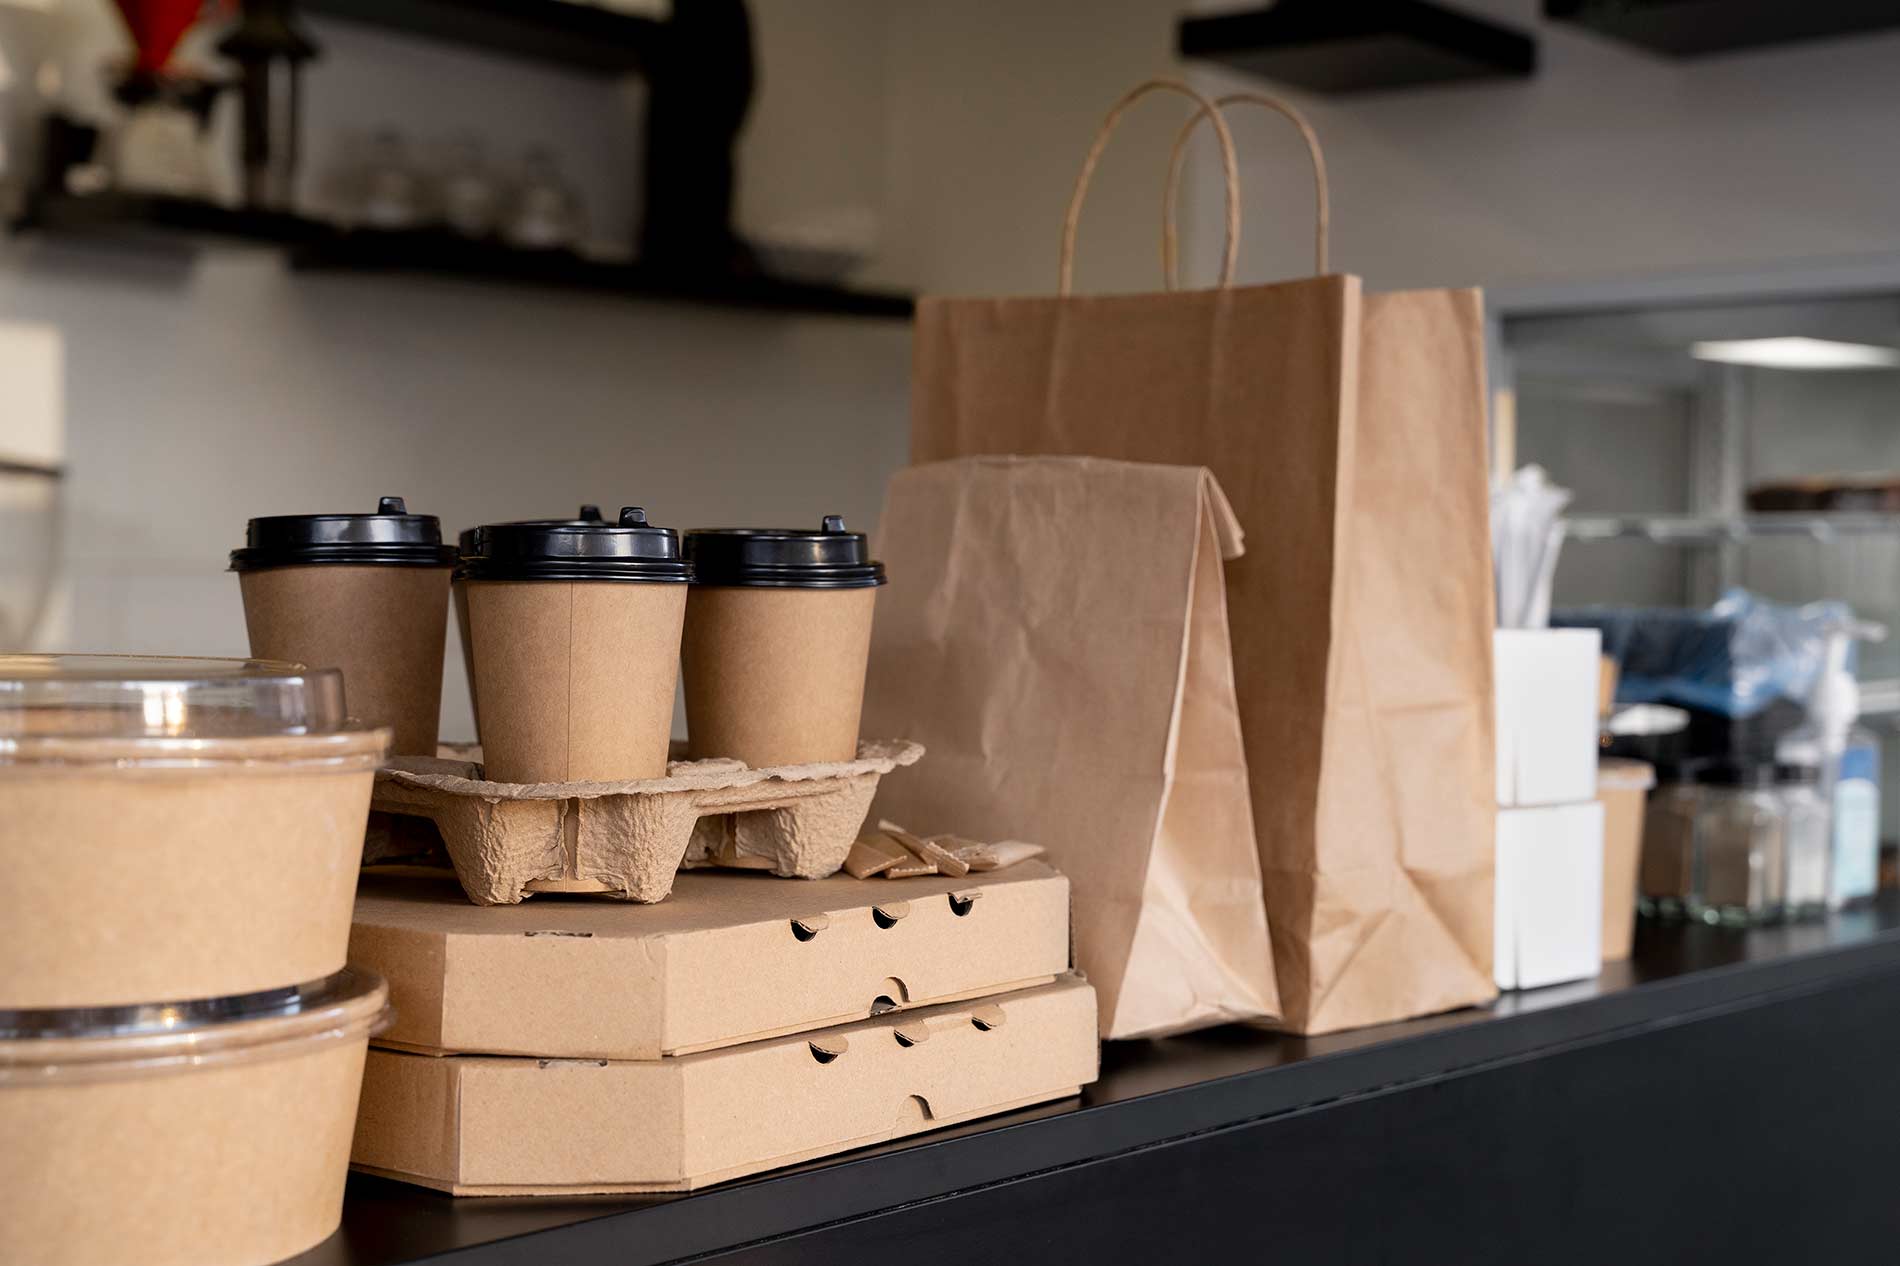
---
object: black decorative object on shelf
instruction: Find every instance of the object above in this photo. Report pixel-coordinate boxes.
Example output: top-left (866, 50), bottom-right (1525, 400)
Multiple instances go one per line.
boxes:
top-left (639, 0), bottom-right (755, 276)
top-left (1544, 0), bottom-right (1900, 57)
top-left (1178, 0), bottom-right (1537, 94)
top-left (301, 0), bottom-right (659, 74)
top-left (217, 0), bottom-right (321, 209)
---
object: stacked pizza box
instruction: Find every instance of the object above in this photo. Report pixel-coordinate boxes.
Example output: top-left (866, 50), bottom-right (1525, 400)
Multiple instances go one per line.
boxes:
top-left (347, 862), bottom-right (1096, 1194)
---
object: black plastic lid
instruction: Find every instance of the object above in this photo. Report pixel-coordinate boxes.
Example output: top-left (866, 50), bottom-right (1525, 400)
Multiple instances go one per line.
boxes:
top-left (458, 506), bottom-right (604, 560)
top-left (684, 516), bottom-right (886, 589)
top-left (230, 496), bottom-right (456, 571)
top-left (456, 506), bottom-right (690, 583)
top-left (1775, 762), bottom-right (1821, 786)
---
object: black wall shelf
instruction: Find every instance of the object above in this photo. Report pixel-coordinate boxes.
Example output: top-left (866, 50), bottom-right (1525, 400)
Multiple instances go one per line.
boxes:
top-left (20, 190), bottom-right (325, 246)
top-left (291, 229), bottom-right (913, 318)
top-left (1178, 0), bottom-right (1537, 94)
top-left (1544, 0), bottom-right (1900, 58)
top-left (302, 0), bottom-right (659, 75)
top-left (14, 193), bottom-right (913, 321)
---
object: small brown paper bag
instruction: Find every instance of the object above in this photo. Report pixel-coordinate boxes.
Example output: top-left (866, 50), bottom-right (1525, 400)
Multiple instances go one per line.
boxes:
top-left (864, 456), bottom-right (1279, 1039)
top-left (908, 81), bottom-right (1497, 1034)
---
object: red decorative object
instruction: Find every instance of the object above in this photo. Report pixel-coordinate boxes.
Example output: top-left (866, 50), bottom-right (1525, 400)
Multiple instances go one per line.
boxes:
top-left (110, 0), bottom-right (207, 76)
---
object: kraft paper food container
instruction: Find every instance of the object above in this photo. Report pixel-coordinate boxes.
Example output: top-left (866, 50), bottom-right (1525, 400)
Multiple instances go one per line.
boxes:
top-left (454, 506), bottom-right (606, 738)
top-left (0, 655), bottom-right (389, 1009)
top-left (682, 517), bottom-right (885, 767)
top-left (351, 861), bottom-right (1070, 1058)
top-left (352, 975), bottom-right (1096, 1194)
top-left (1598, 757), bottom-right (1656, 962)
top-left (460, 506), bottom-right (690, 784)
top-left (0, 968), bottom-right (389, 1266)
top-left (232, 495), bottom-right (457, 757)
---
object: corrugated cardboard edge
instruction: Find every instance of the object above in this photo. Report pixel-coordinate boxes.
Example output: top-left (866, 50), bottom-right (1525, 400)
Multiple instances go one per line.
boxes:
top-left (352, 976), bottom-right (1098, 1194)
top-left (381, 739), bottom-right (923, 800)
top-left (370, 976), bottom-right (1061, 1061)
top-left (351, 1090), bottom-right (1081, 1195)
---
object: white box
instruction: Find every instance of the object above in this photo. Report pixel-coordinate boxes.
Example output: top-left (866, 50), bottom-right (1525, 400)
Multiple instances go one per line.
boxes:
top-left (1494, 801), bottom-right (1605, 991)
top-left (1495, 628), bottom-right (1602, 808)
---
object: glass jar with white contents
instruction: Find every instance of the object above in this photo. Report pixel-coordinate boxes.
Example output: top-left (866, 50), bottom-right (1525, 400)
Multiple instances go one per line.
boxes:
top-left (1775, 764), bottom-right (1832, 919)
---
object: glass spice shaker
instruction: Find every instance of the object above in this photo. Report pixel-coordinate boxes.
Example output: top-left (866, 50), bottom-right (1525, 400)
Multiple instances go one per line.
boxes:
top-left (1776, 763), bottom-right (1832, 920)
top-left (1634, 760), bottom-right (1710, 916)
top-left (1690, 762), bottom-right (1787, 927)
top-left (1640, 770), bottom-right (1702, 920)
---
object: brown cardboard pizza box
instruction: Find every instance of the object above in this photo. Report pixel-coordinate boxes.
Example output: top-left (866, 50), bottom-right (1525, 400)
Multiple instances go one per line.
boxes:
top-left (350, 860), bottom-right (1071, 1059)
top-left (350, 975), bottom-right (1096, 1194)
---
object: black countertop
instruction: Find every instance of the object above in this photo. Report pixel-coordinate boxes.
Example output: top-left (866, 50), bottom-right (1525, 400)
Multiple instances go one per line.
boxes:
top-left (292, 896), bottom-right (1900, 1266)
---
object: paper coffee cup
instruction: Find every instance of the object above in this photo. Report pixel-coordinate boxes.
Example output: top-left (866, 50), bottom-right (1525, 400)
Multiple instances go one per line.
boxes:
top-left (232, 496), bottom-right (456, 757)
top-left (682, 517), bottom-right (886, 768)
top-left (460, 507), bottom-right (690, 784)
top-left (454, 508), bottom-right (602, 742)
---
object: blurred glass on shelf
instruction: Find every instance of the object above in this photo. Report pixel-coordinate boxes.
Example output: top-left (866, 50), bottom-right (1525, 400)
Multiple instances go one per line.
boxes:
top-left (356, 129), bottom-right (427, 230)
top-left (503, 146), bottom-right (583, 251)
top-left (1689, 762), bottom-right (1786, 926)
top-left (438, 135), bottom-right (500, 239)
top-left (1776, 764), bottom-right (1832, 916)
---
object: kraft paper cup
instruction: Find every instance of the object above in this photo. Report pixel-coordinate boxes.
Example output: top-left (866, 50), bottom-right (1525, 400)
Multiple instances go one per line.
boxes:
top-left (0, 969), bottom-right (389, 1266)
top-left (466, 579), bottom-right (687, 782)
top-left (454, 509), bottom-right (602, 743)
top-left (682, 518), bottom-right (887, 768)
top-left (683, 586), bottom-right (878, 767)
top-left (0, 656), bottom-right (388, 1009)
top-left (232, 496), bottom-right (457, 757)
top-left (459, 507), bottom-right (691, 784)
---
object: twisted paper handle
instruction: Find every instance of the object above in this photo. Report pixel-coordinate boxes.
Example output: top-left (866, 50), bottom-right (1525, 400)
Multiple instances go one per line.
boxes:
top-left (1059, 78), bottom-right (1240, 296)
top-left (1161, 91), bottom-right (1330, 288)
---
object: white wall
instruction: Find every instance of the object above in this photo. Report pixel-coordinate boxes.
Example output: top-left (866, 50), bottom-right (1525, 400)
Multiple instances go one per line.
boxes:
top-left (0, 0), bottom-right (1188, 742)
top-left (1182, 0), bottom-right (1900, 293)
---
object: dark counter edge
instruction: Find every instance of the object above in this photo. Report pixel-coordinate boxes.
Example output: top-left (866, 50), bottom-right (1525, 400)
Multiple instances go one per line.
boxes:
top-left (320, 899), bottom-right (1900, 1266)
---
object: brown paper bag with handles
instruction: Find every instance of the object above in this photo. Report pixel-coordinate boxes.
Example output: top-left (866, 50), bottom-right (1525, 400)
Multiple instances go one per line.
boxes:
top-left (908, 81), bottom-right (1496, 1035)
top-left (863, 456), bottom-right (1280, 1039)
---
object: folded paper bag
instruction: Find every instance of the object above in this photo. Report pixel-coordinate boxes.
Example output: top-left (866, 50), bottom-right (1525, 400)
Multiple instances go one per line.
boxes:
top-left (908, 81), bottom-right (1498, 1034)
top-left (864, 455), bottom-right (1279, 1039)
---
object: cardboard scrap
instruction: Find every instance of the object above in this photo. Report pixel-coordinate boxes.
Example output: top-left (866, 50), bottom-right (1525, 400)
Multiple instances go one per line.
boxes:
top-left (844, 821), bottom-right (1046, 881)
top-left (371, 740), bottom-right (924, 905)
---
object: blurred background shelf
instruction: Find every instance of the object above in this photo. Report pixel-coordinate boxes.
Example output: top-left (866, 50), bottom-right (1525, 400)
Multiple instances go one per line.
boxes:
top-left (1565, 513), bottom-right (1900, 544)
top-left (300, 0), bottom-right (661, 75)
top-left (18, 191), bottom-right (327, 247)
top-left (1177, 0), bottom-right (1537, 94)
top-left (288, 229), bottom-right (914, 317)
top-left (14, 194), bottom-right (913, 320)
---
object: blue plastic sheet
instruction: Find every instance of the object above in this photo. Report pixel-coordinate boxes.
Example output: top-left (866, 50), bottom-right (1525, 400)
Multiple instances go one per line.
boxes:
top-left (1553, 589), bottom-right (1854, 719)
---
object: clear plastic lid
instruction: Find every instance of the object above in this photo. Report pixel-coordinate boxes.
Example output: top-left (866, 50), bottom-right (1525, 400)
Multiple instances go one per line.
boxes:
top-left (0, 655), bottom-right (349, 744)
top-left (0, 967), bottom-right (390, 1085)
